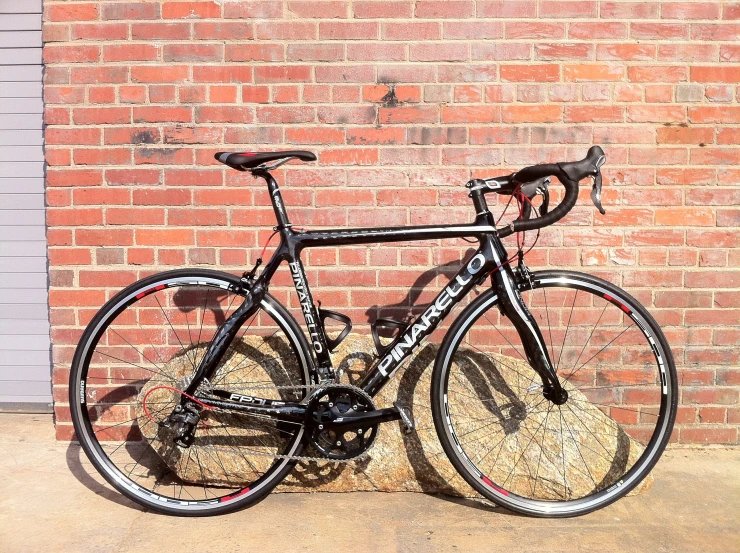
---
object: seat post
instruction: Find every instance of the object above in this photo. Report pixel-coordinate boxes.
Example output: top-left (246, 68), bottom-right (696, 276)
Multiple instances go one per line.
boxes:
top-left (256, 170), bottom-right (291, 228)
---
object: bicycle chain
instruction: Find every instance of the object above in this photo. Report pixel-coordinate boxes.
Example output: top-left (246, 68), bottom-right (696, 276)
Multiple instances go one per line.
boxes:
top-left (204, 382), bottom-right (376, 465)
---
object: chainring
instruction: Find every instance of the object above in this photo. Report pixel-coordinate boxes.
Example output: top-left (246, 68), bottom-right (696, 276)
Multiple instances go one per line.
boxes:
top-left (307, 385), bottom-right (378, 460)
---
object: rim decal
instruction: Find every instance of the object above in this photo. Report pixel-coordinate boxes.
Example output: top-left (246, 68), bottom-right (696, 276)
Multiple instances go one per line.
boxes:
top-left (482, 476), bottom-right (509, 496)
top-left (603, 293), bottom-right (631, 314)
top-left (135, 284), bottom-right (166, 299)
top-left (220, 488), bottom-right (251, 502)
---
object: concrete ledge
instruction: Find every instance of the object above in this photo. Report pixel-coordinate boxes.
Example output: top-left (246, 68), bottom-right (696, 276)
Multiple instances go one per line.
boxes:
top-left (1, 414), bottom-right (738, 553)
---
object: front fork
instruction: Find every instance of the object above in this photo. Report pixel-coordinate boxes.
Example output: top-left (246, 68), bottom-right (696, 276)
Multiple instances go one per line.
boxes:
top-left (489, 242), bottom-right (568, 404)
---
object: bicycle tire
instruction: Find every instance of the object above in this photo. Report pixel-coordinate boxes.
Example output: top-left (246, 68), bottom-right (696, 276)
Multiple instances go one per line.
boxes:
top-left (69, 269), bottom-right (313, 516)
top-left (431, 270), bottom-right (677, 517)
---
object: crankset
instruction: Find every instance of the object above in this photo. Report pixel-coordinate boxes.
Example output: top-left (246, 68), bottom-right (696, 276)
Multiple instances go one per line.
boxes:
top-left (306, 385), bottom-right (397, 460)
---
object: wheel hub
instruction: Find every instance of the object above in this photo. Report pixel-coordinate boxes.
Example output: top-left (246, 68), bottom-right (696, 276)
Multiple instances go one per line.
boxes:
top-left (543, 387), bottom-right (569, 406)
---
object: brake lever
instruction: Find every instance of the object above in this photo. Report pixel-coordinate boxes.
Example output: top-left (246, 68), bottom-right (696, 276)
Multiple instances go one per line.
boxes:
top-left (539, 188), bottom-right (549, 218)
top-left (590, 172), bottom-right (606, 215)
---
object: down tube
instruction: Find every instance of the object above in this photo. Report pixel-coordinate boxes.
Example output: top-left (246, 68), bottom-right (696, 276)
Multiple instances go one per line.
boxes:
top-left (360, 243), bottom-right (497, 397)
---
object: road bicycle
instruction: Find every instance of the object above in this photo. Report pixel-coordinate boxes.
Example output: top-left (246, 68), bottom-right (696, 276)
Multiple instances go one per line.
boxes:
top-left (69, 146), bottom-right (677, 517)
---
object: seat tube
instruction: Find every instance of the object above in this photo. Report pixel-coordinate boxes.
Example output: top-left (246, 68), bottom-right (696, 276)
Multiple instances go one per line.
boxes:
top-left (257, 171), bottom-right (291, 228)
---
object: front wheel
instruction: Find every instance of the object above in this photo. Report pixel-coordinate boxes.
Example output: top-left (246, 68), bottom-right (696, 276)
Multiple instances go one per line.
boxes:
top-left (432, 270), bottom-right (677, 517)
top-left (69, 269), bottom-right (313, 516)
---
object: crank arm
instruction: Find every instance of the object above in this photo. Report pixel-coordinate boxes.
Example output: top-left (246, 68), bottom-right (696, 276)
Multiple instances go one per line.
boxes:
top-left (330, 406), bottom-right (402, 430)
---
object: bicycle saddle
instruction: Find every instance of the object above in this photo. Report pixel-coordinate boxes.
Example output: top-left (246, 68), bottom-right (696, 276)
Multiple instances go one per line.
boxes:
top-left (215, 150), bottom-right (316, 171)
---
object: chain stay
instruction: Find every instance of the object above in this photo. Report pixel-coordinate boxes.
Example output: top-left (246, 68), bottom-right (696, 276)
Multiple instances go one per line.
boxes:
top-left (202, 382), bottom-right (375, 464)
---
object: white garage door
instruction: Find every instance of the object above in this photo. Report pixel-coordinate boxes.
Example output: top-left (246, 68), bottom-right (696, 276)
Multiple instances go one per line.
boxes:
top-left (0, 0), bottom-right (52, 411)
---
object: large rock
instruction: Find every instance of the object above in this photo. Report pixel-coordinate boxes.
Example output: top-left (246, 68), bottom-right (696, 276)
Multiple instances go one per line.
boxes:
top-left (137, 334), bottom-right (651, 499)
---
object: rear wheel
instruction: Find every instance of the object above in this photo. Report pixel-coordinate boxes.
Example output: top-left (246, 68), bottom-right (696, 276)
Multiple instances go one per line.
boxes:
top-left (432, 270), bottom-right (677, 517)
top-left (70, 269), bottom-right (312, 516)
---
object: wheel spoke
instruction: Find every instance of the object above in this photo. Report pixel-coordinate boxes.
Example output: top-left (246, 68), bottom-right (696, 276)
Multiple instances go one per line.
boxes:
top-left (438, 278), bottom-right (674, 513)
top-left (72, 277), bottom-right (307, 512)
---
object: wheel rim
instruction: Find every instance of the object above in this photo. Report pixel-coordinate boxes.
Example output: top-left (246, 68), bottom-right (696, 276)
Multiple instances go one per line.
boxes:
top-left (72, 275), bottom-right (309, 511)
top-left (439, 274), bottom-right (674, 514)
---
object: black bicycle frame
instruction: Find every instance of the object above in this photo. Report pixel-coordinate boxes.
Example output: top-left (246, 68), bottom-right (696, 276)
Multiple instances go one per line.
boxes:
top-left (186, 169), bottom-right (563, 415)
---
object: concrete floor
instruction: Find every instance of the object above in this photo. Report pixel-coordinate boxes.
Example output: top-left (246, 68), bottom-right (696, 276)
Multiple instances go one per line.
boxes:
top-left (0, 414), bottom-right (737, 553)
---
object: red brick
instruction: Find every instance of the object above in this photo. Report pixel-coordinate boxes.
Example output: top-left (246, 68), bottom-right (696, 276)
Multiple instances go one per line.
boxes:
top-left (131, 65), bottom-right (189, 83)
top-left (46, 128), bottom-right (100, 146)
top-left (76, 229), bottom-right (134, 247)
top-left (168, 208), bottom-right (227, 226)
top-left (133, 106), bottom-right (191, 123)
top-left (102, 3), bottom-right (160, 20)
top-left (540, 1), bottom-right (596, 18)
top-left (410, 43), bottom-right (469, 62)
top-left (106, 208), bottom-right (164, 226)
top-left (255, 21), bottom-right (316, 40)
top-left (134, 148), bottom-right (193, 165)
top-left (506, 22), bottom-right (565, 39)
top-left (193, 22), bottom-right (253, 40)
top-left (354, 1), bottom-right (412, 18)
top-left (254, 66), bottom-right (311, 83)
top-left (601, 2), bottom-right (658, 18)
top-left (382, 22), bottom-right (440, 40)
top-left (569, 22), bottom-right (627, 39)
top-left (500, 64), bottom-right (559, 82)
top-left (221, 1), bottom-right (282, 18)
top-left (320, 149), bottom-right (378, 166)
top-left (106, 169), bottom-right (161, 186)
top-left (501, 105), bottom-right (561, 123)
top-left (441, 106), bottom-right (500, 124)
top-left (691, 66), bottom-right (740, 83)
top-left (632, 23), bottom-right (688, 40)
top-left (163, 127), bottom-right (222, 144)
top-left (131, 22), bottom-right (190, 39)
top-left (137, 229), bottom-right (194, 246)
top-left (563, 64), bottom-right (624, 81)
top-left (535, 43), bottom-right (592, 61)
top-left (162, 1), bottom-right (221, 19)
top-left (45, 3), bottom-right (98, 21)
top-left (659, 44), bottom-right (718, 62)
top-left (194, 66), bottom-right (253, 83)
top-left (380, 106), bottom-right (439, 124)
top-left (320, 21), bottom-right (377, 39)
top-left (164, 169), bottom-right (223, 186)
top-left (73, 148), bottom-right (131, 166)
top-left (164, 44), bottom-right (223, 62)
top-left (44, 45), bottom-right (99, 63)
top-left (680, 428), bottom-right (736, 445)
top-left (692, 24), bottom-right (740, 41)
top-left (104, 127), bottom-right (160, 145)
top-left (565, 106), bottom-right (623, 123)
top-left (71, 67), bottom-right (127, 84)
top-left (195, 106), bottom-right (254, 123)
top-left (415, 1), bottom-right (473, 18)
top-left (663, 2), bottom-right (720, 20)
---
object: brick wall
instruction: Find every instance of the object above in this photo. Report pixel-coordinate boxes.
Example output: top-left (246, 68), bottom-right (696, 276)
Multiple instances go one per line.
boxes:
top-left (43, 1), bottom-right (739, 444)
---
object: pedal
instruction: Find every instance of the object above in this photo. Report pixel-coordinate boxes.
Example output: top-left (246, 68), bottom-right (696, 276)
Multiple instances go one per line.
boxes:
top-left (393, 402), bottom-right (414, 434)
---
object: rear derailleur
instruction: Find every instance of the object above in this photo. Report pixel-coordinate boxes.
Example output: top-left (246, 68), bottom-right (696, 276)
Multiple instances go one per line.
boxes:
top-left (162, 402), bottom-right (201, 448)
